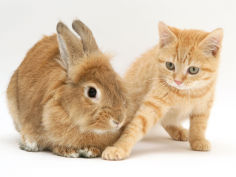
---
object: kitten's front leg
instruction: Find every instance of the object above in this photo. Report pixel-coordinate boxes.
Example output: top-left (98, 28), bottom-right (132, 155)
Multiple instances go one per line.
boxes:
top-left (189, 112), bottom-right (210, 151)
top-left (102, 95), bottom-right (168, 160)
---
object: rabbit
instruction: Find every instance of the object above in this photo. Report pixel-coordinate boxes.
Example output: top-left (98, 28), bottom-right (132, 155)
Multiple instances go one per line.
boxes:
top-left (7, 20), bottom-right (130, 158)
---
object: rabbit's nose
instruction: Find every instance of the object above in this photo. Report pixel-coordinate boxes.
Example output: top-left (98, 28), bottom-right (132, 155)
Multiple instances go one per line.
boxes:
top-left (110, 119), bottom-right (120, 129)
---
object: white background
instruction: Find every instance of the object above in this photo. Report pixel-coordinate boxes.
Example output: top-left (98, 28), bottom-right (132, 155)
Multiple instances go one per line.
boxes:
top-left (0, 0), bottom-right (236, 177)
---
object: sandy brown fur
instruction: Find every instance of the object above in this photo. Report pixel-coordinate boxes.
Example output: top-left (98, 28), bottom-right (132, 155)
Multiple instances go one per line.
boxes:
top-left (7, 20), bottom-right (130, 158)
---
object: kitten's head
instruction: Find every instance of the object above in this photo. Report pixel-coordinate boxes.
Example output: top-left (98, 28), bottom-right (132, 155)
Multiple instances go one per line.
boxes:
top-left (157, 22), bottom-right (223, 90)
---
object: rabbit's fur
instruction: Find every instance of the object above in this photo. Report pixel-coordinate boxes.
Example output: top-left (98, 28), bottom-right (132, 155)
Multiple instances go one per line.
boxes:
top-left (7, 20), bottom-right (129, 158)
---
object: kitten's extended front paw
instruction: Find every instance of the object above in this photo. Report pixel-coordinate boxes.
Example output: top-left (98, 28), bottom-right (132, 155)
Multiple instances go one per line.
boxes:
top-left (190, 139), bottom-right (211, 151)
top-left (102, 146), bottom-right (130, 160)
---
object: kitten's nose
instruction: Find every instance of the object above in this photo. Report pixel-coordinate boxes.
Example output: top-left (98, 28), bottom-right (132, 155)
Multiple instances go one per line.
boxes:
top-left (174, 80), bottom-right (182, 85)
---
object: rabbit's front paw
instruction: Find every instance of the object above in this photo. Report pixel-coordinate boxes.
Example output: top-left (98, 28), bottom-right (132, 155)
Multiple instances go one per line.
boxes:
top-left (20, 138), bottom-right (40, 152)
top-left (102, 146), bottom-right (129, 160)
top-left (52, 146), bottom-right (80, 158)
top-left (79, 147), bottom-right (101, 158)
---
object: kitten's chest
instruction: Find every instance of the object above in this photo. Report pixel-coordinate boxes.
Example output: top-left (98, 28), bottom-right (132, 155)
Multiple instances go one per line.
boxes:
top-left (171, 103), bottom-right (193, 118)
top-left (161, 101), bottom-right (193, 126)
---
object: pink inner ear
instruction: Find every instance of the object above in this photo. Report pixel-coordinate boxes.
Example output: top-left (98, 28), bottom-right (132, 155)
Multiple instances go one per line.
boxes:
top-left (204, 38), bottom-right (220, 57)
top-left (159, 32), bottom-right (175, 48)
top-left (158, 22), bottom-right (176, 48)
top-left (211, 46), bottom-right (219, 57)
top-left (200, 28), bottom-right (223, 57)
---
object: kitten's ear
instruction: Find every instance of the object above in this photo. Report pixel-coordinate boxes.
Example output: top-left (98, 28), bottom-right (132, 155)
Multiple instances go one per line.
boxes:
top-left (199, 28), bottom-right (223, 57)
top-left (57, 22), bottom-right (84, 70)
top-left (158, 21), bottom-right (177, 48)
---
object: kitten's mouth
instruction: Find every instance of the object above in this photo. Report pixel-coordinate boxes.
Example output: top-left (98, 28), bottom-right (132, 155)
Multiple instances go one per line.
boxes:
top-left (165, 80), bottom-right (188, 90)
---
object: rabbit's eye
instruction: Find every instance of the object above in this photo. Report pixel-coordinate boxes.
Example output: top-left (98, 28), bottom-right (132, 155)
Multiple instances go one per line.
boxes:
top-left (84, 85), bottom-right (100, 102)
top-left (88, 87), bottom-right (97, 98)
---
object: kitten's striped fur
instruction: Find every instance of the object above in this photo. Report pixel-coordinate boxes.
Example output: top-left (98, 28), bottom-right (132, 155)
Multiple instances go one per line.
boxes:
top-left (102, 22), bottom-right (223, 160)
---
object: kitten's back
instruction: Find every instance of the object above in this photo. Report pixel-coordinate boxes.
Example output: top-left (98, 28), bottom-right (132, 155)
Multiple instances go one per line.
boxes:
top-left (125, 47), bottom-right (159, 118)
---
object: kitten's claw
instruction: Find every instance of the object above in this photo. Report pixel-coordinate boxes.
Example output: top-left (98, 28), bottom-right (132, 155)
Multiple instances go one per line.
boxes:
top-left (102, 146), bottom-right (129, 160)
top-left (190, 139), bottom-right (211, 151)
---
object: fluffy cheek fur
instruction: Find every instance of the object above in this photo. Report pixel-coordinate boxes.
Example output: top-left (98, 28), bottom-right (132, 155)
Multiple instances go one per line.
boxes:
top-left (60, 85), bottom-right (118, 132)
top-left (159, 65), bottom-right (209, 90)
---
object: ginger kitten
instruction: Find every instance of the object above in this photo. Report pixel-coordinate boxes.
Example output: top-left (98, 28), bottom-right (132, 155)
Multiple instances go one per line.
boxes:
top-left (102, 22), bottom-right (223, 160)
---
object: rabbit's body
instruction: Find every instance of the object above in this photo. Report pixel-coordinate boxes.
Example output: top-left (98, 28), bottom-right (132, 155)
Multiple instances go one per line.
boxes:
top-left (7, 21), bottom-right (128, 157)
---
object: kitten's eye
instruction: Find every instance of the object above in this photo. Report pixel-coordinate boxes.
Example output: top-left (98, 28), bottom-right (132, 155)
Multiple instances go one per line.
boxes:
top-left (166, 62), bottom-right (175, 71)
top-left (87, 87), bottom-right (97, 98)
top-left (188, 66), bottom-right (199, 75)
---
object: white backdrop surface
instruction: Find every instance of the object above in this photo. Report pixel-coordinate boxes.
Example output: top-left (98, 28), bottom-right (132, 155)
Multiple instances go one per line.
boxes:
top-left (0, 0), bottom-right (236, 177)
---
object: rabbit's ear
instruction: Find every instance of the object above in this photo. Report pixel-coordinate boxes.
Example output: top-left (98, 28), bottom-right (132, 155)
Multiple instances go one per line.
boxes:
top-left (72, 20), bottom-right (99, 54)
top-left (56, 22), bottom-right (84, 69)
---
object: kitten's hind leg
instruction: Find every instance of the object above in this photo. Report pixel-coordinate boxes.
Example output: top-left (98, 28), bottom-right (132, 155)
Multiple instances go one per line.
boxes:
top-left (163, 125), bottom-right (188, 141)
top-left (161, 114), bottom-right (188, 141)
